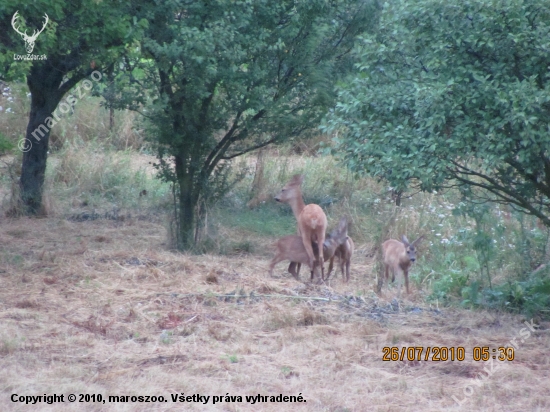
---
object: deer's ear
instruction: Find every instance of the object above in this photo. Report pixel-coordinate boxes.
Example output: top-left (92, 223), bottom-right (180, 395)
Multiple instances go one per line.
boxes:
top-left (401, 235), bottom-right (410, 245)
top-left (412, 235), bottom-right (425, 246)
top-left (338, 216), bottom-right (348, 230)
top-left (290, 174), bottom-right (304, 186)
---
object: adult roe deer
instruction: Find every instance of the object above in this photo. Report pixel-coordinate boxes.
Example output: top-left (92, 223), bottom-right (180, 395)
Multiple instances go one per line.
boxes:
top-left (269, 217), bottom-right (349, 281)
top-left (274, 175), bottom-right (327, 282)
top-left (326, 236), bottom-right (354, 283)
top-left (382, 235), bottom-right (424, 297)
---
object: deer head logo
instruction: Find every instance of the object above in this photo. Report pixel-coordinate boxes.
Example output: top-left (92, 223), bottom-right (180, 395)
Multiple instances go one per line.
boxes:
top-left (11, 11), bottom-right (49, 54)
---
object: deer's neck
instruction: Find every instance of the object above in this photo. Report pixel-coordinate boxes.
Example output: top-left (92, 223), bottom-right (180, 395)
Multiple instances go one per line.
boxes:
top-left (288, 195), bottom-right (306, 221)
top-left (323, 239), bottom-right (337, 257)
top-left (399, 257), bottom-right (412, 271)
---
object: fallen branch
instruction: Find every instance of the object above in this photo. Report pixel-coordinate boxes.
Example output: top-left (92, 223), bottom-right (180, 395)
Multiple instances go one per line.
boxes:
top-left (155, 291), bottom-right (337, 302)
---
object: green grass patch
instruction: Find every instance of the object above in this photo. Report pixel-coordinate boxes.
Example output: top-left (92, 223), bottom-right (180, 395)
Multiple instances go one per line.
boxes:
top-left (216, 204), bottom-right (296, 237)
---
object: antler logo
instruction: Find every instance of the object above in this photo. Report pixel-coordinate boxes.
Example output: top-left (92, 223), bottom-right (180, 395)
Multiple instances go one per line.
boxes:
top-left (11, 11), bottom-right (49, 54)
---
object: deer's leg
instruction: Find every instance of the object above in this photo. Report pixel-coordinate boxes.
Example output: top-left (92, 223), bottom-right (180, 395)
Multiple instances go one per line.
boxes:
top-left (404, 269), bottom-right (410, 295)
top-left (269, 256), bottom-right (284, 276)
top-left (326, 256), bottom-right (335, 280)
top-left (310, 261), bottom-right (322, 282)
top-left (344, 260), bottom-right (350, 283)
top-left (300, 233), bottom-right (316, 273)
top-left (287, 262), bottom-right (295, 275)
top-left (397, 270), bottom-right (403, 298)
top-left (288, 262), bottom-right (300, 281)
top-left (316, 228), bottom-right (325, 281)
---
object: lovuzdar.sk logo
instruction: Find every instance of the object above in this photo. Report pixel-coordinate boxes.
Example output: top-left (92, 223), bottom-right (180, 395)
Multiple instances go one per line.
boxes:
top-left (11, 11), bottom-right (49, 54)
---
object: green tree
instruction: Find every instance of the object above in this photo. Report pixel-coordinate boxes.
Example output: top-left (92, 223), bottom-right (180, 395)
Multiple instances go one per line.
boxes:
top-left (325, 0), bottom-right (550, 226)
top-left (0, 1), bottom-right (139, 214)
top-left (118, 0), bottom-right (379, 250)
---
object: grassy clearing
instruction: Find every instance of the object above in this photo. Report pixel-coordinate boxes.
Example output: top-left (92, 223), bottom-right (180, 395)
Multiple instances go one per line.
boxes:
top-left (1, 82), bottom-right (550, 410)
top-left (214, 150), bottom-right (550, 317)
top-left (1, 134), bottom-right (549, 314)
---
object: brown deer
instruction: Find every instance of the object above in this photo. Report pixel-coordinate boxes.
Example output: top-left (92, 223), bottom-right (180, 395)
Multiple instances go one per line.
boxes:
top-left (382, 235), bottom-right (424, 297)
top-left (326, 236), bottom-right (354, 283)
top-left (275, 175), bottom-right (327, 282)
top-left (269, 217), bottom-right (349, 281)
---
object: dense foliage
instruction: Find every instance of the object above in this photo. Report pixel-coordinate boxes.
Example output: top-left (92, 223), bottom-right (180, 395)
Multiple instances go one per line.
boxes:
top-left (116, 0), bottom-right (379, 249)
top-left (325, 0), bottom-right (550, 227)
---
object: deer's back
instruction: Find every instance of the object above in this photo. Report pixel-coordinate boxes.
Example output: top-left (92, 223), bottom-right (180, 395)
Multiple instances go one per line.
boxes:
top-left (275, 235), bottom-right (311, 264)
top-left (299, 204), bottom-right (327, 230)
top-left (382, 239), bottom-right (405, 266)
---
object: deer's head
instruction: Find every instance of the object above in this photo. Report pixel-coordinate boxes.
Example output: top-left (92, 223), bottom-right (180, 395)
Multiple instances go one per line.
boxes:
top-left (401, 235), bottom-right (424, 263)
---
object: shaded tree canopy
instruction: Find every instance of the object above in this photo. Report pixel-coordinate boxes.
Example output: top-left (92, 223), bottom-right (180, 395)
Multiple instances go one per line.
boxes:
top-left (325, 0), bottom-right (550, 226)
top-left (0, 0), bottom-right (140, 214)
top-left (115, 0), bottom-right (380, 249)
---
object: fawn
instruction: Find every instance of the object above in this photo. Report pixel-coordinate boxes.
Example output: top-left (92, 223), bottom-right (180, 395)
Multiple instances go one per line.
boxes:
top-left (326, 236), bottom-right (354, 283)
top-left (269, 217), bottom-right (349, 281)
top-left (382, 235), bottom-right (424, 297)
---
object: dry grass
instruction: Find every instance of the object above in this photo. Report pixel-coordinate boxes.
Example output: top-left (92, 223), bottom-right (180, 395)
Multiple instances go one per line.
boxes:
top-left (0, 216), bottom-right (549, 411)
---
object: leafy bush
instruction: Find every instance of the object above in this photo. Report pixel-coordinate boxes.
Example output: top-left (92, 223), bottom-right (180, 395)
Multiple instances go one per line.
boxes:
top-left (476, 270), bottom-right (550, 319)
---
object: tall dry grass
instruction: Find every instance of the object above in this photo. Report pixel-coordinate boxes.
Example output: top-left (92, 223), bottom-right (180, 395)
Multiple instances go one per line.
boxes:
top-left (0, 81), bottom-right (144, 151)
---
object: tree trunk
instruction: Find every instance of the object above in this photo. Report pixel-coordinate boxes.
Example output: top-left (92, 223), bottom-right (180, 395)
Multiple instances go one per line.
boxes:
top-left (110, 107), bottom-right (115, 131)
top-left (175, 154), bottom-right (199, 250)
top-left (20, 70), bottom-right (64, 214)
top-left (247, 148), bottom-right (265, 208)
top-left (194, 197), bottom-right (208, 244)
top-left (394, 190), bottom-right (403, 206)
top-left (19, 109), bottom-right (52, 214)
top-left (178, 189), bottom-right (196, 250)
top-left (19, 63), bottom-right (84, 215)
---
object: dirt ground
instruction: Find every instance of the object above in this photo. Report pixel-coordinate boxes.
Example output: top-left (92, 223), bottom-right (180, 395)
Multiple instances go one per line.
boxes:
top-left (1, 216), bottom-right (549, 411)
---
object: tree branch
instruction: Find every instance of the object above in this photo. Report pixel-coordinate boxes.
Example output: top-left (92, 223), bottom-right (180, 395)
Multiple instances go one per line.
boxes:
top-left (505, 155), bottom-right (550, 198)
top-left (449, 160), bottom-right (550, 226)
top-left (221, 136), bottom-right (278, 160)
top-left (56, 72), bottom-right (88, 100)
top-left (202, 111), bottom-right (243, 177)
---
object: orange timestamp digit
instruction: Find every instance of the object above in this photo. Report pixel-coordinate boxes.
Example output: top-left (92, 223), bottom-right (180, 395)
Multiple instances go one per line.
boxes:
top-left (382, 346), bottom-right (466, 361)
